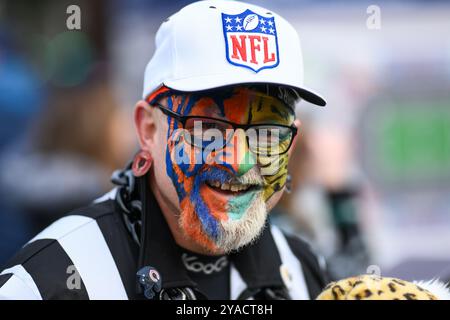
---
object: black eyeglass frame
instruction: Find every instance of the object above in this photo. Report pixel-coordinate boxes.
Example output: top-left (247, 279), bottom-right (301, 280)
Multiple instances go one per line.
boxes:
top-left (152, 102), bottom-right (298, 156)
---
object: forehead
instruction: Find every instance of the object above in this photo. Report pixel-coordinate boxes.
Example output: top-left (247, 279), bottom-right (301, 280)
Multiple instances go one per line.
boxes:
top-left (169, 86), bottom-right (295, 124)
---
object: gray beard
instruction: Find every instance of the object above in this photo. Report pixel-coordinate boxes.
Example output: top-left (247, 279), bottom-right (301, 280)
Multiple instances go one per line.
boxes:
top-left (215, 190), bottom-right (268, 253)
top-left (178, 166), bottom-right (269, 253)
top-left (178, 189), bottom-right (268, 254)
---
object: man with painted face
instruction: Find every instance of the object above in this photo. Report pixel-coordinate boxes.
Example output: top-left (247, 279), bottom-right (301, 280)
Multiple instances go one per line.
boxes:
top-left (0, 0), bottom-right (327, 300)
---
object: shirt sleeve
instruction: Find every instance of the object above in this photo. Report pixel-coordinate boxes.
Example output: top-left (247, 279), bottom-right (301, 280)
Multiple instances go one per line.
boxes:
top-left (0, 267), bottom-right (42, 300)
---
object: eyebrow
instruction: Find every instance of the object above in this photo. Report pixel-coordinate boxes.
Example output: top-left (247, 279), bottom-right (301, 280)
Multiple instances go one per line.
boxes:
top-left (174, 91), bottom-right (296, 120)
top-left (186, 98), bottom-right (225, 118)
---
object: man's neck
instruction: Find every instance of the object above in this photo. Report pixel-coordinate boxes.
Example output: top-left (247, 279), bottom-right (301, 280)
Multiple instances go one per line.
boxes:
top-left (148, 173), bottom-right (225, 256)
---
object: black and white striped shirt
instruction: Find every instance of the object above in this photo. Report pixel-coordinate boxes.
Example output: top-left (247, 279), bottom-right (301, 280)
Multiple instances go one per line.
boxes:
top-left (0, 190), bottom-right (327, 300)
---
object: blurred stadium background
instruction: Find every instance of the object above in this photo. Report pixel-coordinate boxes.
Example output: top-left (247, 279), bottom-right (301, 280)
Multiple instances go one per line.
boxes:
top-left (0, 0), bottom-right (449, 283)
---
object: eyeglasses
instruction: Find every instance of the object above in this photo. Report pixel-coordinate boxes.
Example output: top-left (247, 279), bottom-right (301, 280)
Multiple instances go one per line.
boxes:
top-left (153, 102), bottom-right (298, 156)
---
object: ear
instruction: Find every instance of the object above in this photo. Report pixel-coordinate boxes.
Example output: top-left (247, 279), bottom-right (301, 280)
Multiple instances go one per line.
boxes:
top-left (134, 100), bottom-right (158, 152)
top-left (287, 118), bottom-right (301, 159)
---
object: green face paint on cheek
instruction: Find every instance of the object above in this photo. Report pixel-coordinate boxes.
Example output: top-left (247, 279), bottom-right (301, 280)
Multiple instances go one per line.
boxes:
top-left (227, 190), bottom-right (258, 220)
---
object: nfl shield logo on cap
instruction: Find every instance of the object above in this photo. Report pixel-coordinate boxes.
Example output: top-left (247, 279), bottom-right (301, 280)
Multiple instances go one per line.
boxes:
top-left (222, 9), bottom-right (279, 73)
top-left (142, 0), bottom-right (326, 107)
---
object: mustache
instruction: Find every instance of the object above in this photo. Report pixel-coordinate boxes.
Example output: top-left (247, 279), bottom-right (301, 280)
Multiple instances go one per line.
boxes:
top-left (231, 166), bottom-right (264, 186)
top-left (198, 166), bottom-right (264, 187)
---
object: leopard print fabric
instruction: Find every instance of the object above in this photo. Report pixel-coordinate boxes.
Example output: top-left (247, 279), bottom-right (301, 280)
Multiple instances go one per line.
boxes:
top-left (316, 275), bottom-right (438, 300)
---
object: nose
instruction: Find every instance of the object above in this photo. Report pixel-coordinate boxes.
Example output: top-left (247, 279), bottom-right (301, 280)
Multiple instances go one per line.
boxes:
top-left (228, 129), bottom-right (256, 176)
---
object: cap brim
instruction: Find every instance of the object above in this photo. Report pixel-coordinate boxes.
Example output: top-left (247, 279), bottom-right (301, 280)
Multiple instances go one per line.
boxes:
top-left (163, 76), bottom-right (326, 107)
top-left (292, 86), bottom-right (326, 107)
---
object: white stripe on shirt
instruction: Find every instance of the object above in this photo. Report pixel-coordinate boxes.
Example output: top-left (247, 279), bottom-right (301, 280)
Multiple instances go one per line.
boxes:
top-left (270, 225), bottom-right (310, 300)
top-left (0, 265), bottom-right (42, 300)
top-left (30, 215), bottom-right (128, 300)
top-left (230, 264), bottom-right (247, 300)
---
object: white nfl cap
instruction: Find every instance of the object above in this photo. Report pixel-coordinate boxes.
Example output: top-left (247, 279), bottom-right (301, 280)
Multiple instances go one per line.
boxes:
top-left (143, 0), bottom-right (326, 106)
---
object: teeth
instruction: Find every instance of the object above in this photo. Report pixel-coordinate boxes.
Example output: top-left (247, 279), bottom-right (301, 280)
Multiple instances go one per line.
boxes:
top-left (210, 181), bottom-right (221, 188)
top-left (208, 181), bottom-right (251, 192)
